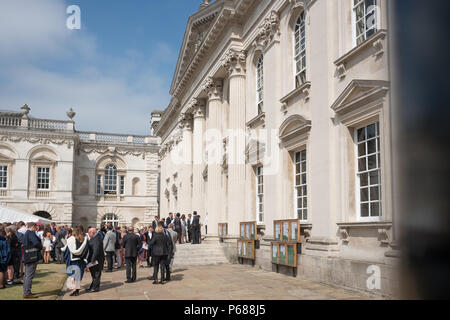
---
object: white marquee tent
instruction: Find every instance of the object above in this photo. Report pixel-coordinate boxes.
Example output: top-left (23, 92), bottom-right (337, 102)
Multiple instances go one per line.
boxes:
top-left (0, 205), bottom-right (53, 224)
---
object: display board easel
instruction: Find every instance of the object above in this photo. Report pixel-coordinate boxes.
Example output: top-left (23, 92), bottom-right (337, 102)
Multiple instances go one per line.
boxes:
top-left (218, 223), bottom-right (228, 242)
top-left (237, 221), bottom-right (257, 265)
top-left (272, 219), bottom-right (301, 277)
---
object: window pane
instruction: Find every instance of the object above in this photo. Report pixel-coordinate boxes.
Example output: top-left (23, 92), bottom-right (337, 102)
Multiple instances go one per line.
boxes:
top-left (370, 186), bottom-right (380, 201)
top-left (367, 124), bottom-right (376, 139)
top-left (370, 202), bottom-right (380, 217)
top-left (361, 203), bottom-right (369, 217)
top-left (355, 3), bottom-right (364, 20)
top-left (358, 157), bottom-right (367, 172)
top-left (367, 139), bottom-right (377, 154)
top-left (368, 155), bottom-right (377, 170)
top-left (360, 188), bottom-right (369, 202)
top-left (357, 128), bottom-right (366, 142)
top-left (369, 170), bottom-right (379, 185)
top-left (360, 173), bottom-right (369, 187)
top-left (358, 143), bottom-right (366, 157)
top-left (301, 174), bottom-right (307, 185)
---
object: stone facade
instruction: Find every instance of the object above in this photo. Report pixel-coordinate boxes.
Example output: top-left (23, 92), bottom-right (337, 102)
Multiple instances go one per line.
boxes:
top-left (155, 0), bottom-right (399, 297)
top-left (0, 105), bottom-right (160, 228)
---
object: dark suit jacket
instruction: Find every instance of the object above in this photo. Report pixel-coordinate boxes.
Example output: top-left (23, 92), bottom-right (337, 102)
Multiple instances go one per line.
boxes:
top-left (152, 220), bottom-right (158, 230)
top-left (87, 233), bottom-right (105, 268)
top-left (148, 233), bottom-right (170, 257)
top-left (165, 217), bottom-right (172, 226)
top-left (192, 215), bottom-right (200, 228)
top-left (187, 219), bottom-right (192, 230)
top-left (122, 232), bottom-right (141, 258)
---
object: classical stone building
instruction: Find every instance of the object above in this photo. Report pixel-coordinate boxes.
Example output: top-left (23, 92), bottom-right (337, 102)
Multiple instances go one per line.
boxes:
top-left (0, 105), bottom-right (160, 228)
top-left (155, 0), bottom-right (398, 296)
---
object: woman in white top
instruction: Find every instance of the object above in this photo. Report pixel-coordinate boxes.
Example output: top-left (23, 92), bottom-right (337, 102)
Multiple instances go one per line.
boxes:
top-left (65, 226), bottom-right (88, 297)
top-left (43, 231), bottom-right (53, 264)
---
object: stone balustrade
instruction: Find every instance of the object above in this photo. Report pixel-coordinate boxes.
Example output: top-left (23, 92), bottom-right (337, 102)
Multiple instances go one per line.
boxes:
top-left (77, 131), bottom-right (156, 145)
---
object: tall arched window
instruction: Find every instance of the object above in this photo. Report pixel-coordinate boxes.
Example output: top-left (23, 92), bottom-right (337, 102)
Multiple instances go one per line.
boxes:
top-left (294, 12), bottom-right (306, 88)
top-left (256, 54), bottom-right (264, 114)
top-left (104, 164), bottom-right (117, 194)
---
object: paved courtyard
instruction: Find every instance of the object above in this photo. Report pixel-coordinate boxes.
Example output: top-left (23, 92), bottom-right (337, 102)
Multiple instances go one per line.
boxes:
top-left (60, 264), bottom-right (380, 300)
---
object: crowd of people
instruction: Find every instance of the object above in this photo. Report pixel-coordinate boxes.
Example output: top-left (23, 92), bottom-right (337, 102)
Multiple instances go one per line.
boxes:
top-left (0, 211), bottom-right (205, 299)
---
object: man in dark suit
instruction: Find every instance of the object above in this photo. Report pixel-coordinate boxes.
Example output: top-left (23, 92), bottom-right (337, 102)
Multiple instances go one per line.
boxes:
top-left (86, 228), bottom-right (105, 293)
top-left (165, 213), bottom-right (173, 227)
top-left (187, 214), bottom-right (192, 243)
top-left (122, 227), bottom-right (141, 283)
top-left (191, 212), bottom-right (200, 244)
top-left (152, 217), bottom-right (159, 230)
top-left (54, 226), bottom-right (66, 264)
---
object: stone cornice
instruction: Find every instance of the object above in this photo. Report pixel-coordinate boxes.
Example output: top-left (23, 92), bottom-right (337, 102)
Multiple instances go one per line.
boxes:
top-left (334, 30), bottom-right (388, 79)
top-left (170, 1), bottom-right (236, 98)
top-left (0, 129), bottom-right (77, 148)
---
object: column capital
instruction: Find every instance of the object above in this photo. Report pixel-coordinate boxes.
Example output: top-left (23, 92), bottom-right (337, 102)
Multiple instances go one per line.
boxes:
top-left (192, 99), bottom-right (206, 119)
top-left (178, 113), bottom-right (193, 131)
top-left (202, 77), bottom-right (223, 102)
top-left (221, 49), bottom-right (246, 78)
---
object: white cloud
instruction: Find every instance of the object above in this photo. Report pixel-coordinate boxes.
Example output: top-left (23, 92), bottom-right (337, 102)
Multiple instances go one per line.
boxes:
top-left (0, 0), bottom-right (171, 135)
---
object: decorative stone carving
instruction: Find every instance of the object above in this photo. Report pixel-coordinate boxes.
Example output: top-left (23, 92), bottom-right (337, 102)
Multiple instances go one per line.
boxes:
top-left (340, 227), bottom-right (350, 243)
top-left (221, 49), bottom-right (246, 77)
top-left (253, 11), bottom-right (280, 49)
top-left (378, 228), bottom-right (391, 245)
top-left (193, 100), bottom-right (206, 119)
top-left (0, 134), bottom-right (74, 149)
top-left (202, 77), bottom-right (223, 101)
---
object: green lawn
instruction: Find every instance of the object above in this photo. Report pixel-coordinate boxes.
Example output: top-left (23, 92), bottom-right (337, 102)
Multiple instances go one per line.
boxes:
top-left (0, 263), bottom-right (67, 300)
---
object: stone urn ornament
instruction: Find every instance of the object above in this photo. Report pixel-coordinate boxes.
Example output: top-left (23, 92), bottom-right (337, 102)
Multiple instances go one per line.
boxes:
top-left (67, 108), bottom-right (76, 120)
top-left (21, 104), bottom-right (30, 117)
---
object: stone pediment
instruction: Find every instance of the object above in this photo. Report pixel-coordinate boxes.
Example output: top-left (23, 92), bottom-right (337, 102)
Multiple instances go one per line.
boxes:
top-left (31, 155), bottom-right (56, 164)
top-left (170, 2), bottom-right (222, 95)
top-left (331, 80), bottom-right (390, 115)
top-left (279, 115), bottom-right (311, 151)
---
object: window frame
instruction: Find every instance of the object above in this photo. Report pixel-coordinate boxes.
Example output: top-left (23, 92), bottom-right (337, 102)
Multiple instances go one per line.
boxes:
top-left (36, 167), bottom-right (50, 190)
top-left (96, 174), bottom-right (102, 195)
top-left (102, 214), bottom-right (120, 227)
top-left (255, 165), bottom-right (264, 224)
top-left (256, 54), bottom-right (264, 114)
top-left (104, 164), bottom-right (118, 195)
top-left (351, 0), bottom-right (378, 48)
top-left (120, 175), bottom-right (125, 195)
top-left (354, 121), bottom-right (382, 222)
top-left (0, 165), bottom-right (8, 189)
top-left (294, 149), bottom-right (308, 222)
top-left (293, 11), bottom-right (307, 89)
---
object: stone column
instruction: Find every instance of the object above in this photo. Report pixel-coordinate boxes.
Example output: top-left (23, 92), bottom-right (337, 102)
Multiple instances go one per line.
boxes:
top-left (204, 78), bottom-right (224, 236)
top-left (192, 100), bottom-right (206, 216)
top-left (222, 49), bottom-right (247, 236)
top-left (179, 113), bottom-right (193, 215)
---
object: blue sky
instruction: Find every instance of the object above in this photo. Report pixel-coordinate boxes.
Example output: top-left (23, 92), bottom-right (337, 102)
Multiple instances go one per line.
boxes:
top-left (0, 0), bottom-right (202, 135)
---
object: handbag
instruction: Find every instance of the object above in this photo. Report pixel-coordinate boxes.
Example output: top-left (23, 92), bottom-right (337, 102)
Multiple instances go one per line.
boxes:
top-left (23, 246), bottom-right (39, 264)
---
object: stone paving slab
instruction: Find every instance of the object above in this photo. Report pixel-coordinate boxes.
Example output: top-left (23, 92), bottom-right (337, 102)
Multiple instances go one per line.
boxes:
top-left (60, 264), bottom-right (382, 300)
